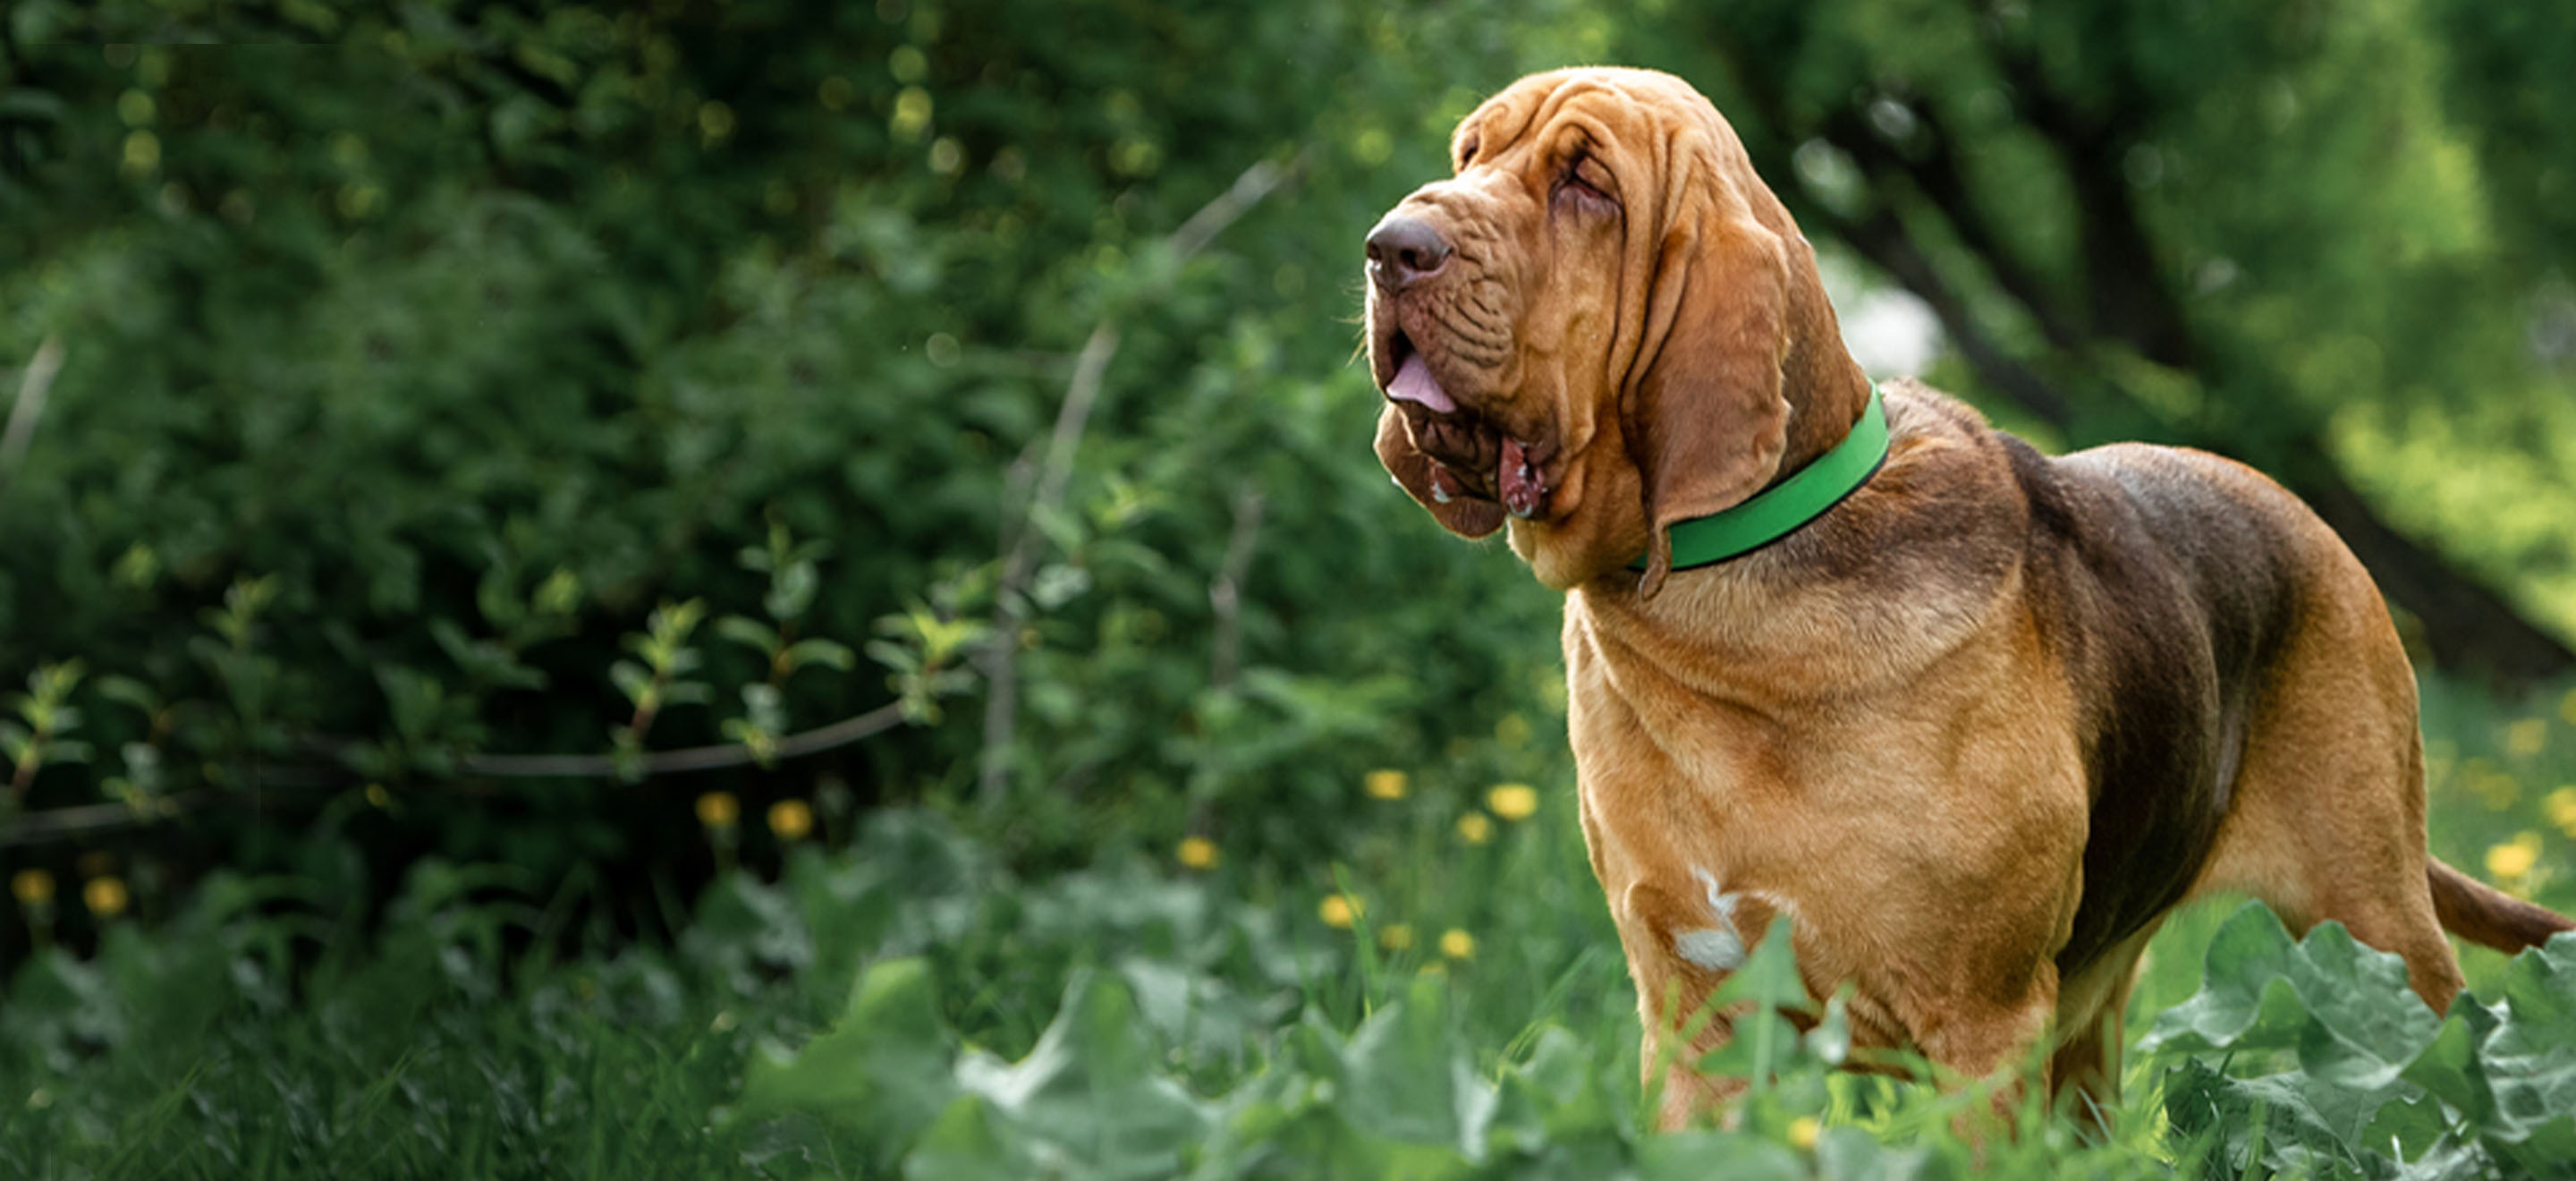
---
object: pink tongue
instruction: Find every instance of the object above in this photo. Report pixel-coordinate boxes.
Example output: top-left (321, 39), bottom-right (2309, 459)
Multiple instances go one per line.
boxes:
top-left (1386, 354), bottom-right (1457, 413)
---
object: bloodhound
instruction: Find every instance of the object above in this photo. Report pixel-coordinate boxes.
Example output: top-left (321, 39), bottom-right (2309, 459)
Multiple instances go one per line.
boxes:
top-left (1361, 66), bottom-right (2573, 1128)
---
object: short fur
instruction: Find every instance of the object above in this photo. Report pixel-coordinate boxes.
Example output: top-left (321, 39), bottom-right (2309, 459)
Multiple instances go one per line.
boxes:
top-left (1361, 67), bottom-right (2573, 1128)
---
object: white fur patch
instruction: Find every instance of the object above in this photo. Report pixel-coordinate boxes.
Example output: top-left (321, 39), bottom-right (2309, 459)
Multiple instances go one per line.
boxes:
top-left (1677, 867), bottom-right (1749, 972)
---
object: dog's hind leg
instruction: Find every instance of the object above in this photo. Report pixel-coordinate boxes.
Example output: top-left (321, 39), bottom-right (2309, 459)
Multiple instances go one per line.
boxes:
top-left (2190, 529), bottom-right (2470, 1011)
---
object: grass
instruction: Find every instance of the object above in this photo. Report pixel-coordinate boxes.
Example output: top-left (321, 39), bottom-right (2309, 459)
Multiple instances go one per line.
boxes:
top-left (4, 683), bottom-right (2575, 1177)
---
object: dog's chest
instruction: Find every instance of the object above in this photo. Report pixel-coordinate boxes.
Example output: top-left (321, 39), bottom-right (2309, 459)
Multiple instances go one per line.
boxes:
top-left (1561, 586), bottom-right (2097, 992)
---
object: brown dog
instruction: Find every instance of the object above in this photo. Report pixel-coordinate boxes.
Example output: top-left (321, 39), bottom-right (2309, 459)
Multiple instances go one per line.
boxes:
top-left (1362, 66), bottom-right (2572, 1127)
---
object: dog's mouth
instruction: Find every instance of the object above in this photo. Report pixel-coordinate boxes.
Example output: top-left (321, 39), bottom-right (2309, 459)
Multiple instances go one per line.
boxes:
top-left (1384, 332), bottom-right (1459, 414)
top-left (1377, 329), bottom-right (1551, 517)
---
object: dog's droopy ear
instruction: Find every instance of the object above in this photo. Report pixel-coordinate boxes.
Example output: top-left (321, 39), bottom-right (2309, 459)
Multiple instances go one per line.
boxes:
top-left (1622, 216), bottom-right (1792, 597)
top-left (1376, 404), bottom-right (1507, 538)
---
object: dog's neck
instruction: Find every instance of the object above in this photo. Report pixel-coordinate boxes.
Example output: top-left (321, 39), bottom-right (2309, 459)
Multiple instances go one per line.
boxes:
top-left (1563, 378), bottom-right (2033, 719)
top-left (1557, 350), bottom-right (1885, 704)
top-left (1509, 349), bottom-right (1876, 590)
top-left (1770, 341), bottom-right (1874, 497)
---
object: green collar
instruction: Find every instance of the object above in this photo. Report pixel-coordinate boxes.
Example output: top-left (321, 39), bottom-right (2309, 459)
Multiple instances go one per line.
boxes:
top-left (1632, 384), bottom-right (1889, 572)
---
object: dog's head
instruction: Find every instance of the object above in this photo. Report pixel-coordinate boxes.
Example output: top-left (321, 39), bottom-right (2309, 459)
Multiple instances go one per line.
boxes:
top-left (1364, 67), bottom-right (1868, 594)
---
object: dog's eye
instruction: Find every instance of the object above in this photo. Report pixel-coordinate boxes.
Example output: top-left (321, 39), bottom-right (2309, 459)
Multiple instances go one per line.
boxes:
top-left (1455, 134), bottom-right (1480, 171)
top-left (1555, 152), bottom-right (1616, 211)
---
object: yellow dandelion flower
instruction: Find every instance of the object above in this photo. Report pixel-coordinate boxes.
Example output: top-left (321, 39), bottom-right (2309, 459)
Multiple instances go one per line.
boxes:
top-left (82, 877), bottom-right (128, 918)
top-left (1440, 928), bottom-right (1475, 959)
top-left (1487, 783), bottom-right (1538, 821)
top-left (2487, 831), bottom-right (2543, 881)
top-left (2545, 787), bottom-right (2576, 839)
top-left (2507, 718), bottom-right (2547, 758)
top-left (11, 869), bottom-right (54, 905)
top-left (1176, 836), bottom-right (1219, 870)
top-left (695, 791), bottom-right (740, 828)
top-left (2560, 687), bottom-right (2576, 726)
top-left (1457, 811), bottom-right (1495, 845)
top-left (767, 799), bottom-right (815, 841)
top-left (1495, 712), bottom-right (1533, 749)
top-left (1320, 894), bottom-right (1362, 929)
top-left (1378, 922), bottom-right (1416, 951)
top-left (1787, 1116), bottom-right (1821, 1151)
top-left (1365, 769), bottom-right (1408, 800)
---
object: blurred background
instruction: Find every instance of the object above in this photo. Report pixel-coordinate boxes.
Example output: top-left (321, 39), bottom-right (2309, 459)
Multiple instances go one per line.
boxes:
top-left (3, 1), bottom-right (2575, 1171)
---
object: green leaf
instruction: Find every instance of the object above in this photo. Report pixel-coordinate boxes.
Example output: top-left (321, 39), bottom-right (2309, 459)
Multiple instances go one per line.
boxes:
top-left (714, 615), bottom-right (779, 655)
top-left (475, 558), bottom-right (523, 631)
top-left (1320, 973), bottom-right (1487, 1161)
top-left (662, 679), bottom-right (712, 708)
top-left (2401, 1001), bottom-right (2498, 1128)
top-left (375, 665), bottom-right (446, 745)
top-left (2144, 905), bottom-right (2437, 1087)
top-left (784, 637), bottom-right (856, 673)
top-left (1635, 1131), bottom-right (1805, 1180)
top-left (531, 567), bottom-right (582, 617)
top-left (1712, 915), bottom-right (1809, 1014)
top-left (2149, 905), bottom-right (2576, 1177)
top-left (428, 618), bottom-right (547, 691)
top-left (2291, 922), bottom-right (2440, 1088)
top-left (950, 968), bottom-right (1210, 1180)
top-left (1805, 991), bottom-right (1853, 1066)
top-left (2475, 933), bottom-right (2576, 1159)
top-left (1818, 1126), bottom-right (1944, 1181)
top-left (729, 956), bottom-right (956, 1154)
top-left (903, 1094), bottom-right (1039, 1181)
top-left (2360, 1090), bottom-right (2453, 1165)
top-left (92, 675), bottom-right (160, 715)
top-left (1488, 1025), bottom-right (1617, 1152)
top-left (765, 560), bottom-right (818, 621)
top-left (607, 659), bottom-right (654, 709)
top-left (2144, 902), bottom-right (2300, 1054)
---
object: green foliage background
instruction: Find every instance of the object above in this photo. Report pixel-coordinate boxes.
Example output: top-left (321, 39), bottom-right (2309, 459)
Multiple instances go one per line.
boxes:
top-left (3, 1), bottom-right (2576, 1176)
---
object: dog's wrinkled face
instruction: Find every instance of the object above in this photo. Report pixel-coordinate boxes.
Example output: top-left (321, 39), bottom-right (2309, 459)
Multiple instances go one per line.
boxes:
top-left (1363, 76), bottom-right (1624, 525)
top-left (1365, 68), bottom-right (1821, 594)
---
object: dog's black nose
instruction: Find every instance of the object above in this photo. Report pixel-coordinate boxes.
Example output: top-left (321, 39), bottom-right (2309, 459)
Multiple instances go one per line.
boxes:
top-left (1365, 215), bottom-right (1452, 291)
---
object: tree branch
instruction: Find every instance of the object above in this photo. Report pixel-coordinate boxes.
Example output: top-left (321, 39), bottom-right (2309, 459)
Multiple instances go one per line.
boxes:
top-left (1207, 486), bottom-right (1267, 692)
top-left (976, 149), bottom-right (1310, 804)
top-left (0, 334), bottom-right (64, 495)
top-left (0, 701), bottom-right (911, 849)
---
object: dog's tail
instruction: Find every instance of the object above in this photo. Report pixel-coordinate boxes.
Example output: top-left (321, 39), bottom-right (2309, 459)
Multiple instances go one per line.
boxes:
top-left (2428, 857), bottom-right (2576, 952)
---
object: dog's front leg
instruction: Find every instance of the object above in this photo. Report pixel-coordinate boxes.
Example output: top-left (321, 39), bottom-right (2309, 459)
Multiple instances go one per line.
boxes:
top-left (1619, 876), bottom-right (1792, 1131)
top-left (1620, 873), bottom-right (2064, 1134)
